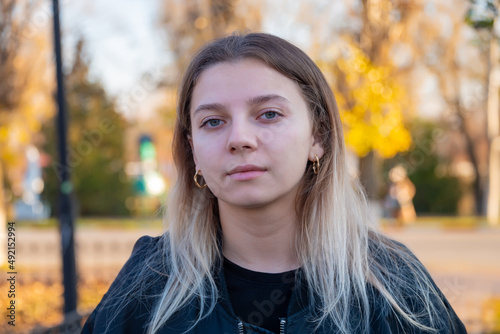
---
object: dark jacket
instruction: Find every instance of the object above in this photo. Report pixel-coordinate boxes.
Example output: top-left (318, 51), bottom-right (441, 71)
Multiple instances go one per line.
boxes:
top-left (82, 235), bottom-right (467, 334)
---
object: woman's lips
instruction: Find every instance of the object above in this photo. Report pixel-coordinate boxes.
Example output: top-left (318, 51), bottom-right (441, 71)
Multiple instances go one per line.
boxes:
top-left (227, 165), bottom-right (267, 181)
top-left (228, 170), bottom-right (266, 181)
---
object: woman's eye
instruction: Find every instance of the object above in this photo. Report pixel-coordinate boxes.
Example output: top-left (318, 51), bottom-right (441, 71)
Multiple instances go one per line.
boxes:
top-left (201, 119), bottom-right (222, 128)
top-left (261, 111), bottom-right (279, 120)
top-left (208, 119), bottom-right (221, 127)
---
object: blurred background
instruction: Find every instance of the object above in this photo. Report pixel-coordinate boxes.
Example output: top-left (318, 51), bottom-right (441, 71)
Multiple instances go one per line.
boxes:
top-left (1, 0), bottom-right (499, 333)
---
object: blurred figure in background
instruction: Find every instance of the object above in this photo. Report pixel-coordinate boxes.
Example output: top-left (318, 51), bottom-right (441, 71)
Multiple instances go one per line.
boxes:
top-left (389, 165), bottom-right (416, 224)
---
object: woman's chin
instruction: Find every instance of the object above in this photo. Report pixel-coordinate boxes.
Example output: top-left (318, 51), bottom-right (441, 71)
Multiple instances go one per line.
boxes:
top-left (217, 195), bottom-right (275, 209)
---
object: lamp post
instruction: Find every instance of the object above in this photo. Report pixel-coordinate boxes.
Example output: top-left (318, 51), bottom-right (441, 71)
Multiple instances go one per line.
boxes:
top-left (52, 0), bottom-right (79, 322)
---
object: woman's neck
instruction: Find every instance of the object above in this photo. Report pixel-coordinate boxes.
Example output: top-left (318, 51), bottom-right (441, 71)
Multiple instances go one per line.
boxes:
top-left (218, 198), bottom-right (300, 273)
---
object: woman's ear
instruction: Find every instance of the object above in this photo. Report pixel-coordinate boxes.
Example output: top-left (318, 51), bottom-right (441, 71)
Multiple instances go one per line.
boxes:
top-left (309, 134), bottom-right (325, 161)
top-left (187, 134), bottom-right (198, 166)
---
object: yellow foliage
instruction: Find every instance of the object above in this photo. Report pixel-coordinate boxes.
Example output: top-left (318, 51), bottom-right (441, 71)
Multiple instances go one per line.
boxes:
top-left (482, 296), bottom-right (500, 333)
top-left (319, 40), bottom-right (412, 158)
top-left (0, 278), bottom-right (111, 333)
top-left (0, 10), bottom-right (55, 194)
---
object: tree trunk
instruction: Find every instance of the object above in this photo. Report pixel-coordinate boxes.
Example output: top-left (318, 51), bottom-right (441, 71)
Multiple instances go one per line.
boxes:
top-left (359, 151), bottom-right (378, 199)
top-left (487, 37), bottom-right (500, 225)
top-left (358, 1), bottom-right (381, 201)
top-left (454, 102), bottom-right (484, 215)
top-left (489, 137), bottom-right (500, 225)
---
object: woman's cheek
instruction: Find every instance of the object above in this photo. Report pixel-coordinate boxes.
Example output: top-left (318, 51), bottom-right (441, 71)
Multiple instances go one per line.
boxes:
top-left (199, 146), bottom-right (221, 175)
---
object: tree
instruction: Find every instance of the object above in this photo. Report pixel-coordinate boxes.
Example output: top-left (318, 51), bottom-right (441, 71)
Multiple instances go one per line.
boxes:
top-left (465, 0), bottom-right (500, 224)
top-left (41, 39), bottom-right (133, 216)
top-left (0, 0), bottom-right (55, 263)
top-left (396, 0), bottom-right (490, 215)
top-left (318, 39), bottom-right (412, 159)
top-left (303, 0), bottom-right (417, 199)
top-left (321, 0), bottom-right (489, 213)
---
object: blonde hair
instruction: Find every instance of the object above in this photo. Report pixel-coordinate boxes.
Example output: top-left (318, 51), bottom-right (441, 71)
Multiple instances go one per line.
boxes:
top-left (106, 33), bottom-right (450, 333)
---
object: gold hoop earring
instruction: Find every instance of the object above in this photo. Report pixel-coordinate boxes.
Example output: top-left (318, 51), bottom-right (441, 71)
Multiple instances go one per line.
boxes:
top-left (313, 154), bottom-right (320, 175)
top-left (194, 170), bottom-right (207, 188)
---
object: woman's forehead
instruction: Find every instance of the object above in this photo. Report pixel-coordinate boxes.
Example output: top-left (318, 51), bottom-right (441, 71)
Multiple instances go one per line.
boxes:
top-left (190, 59), bottom-right (305, 111)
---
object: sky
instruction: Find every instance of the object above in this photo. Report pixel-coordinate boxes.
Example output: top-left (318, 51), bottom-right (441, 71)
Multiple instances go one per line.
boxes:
top-left (62, 0), bottom-right (168, 97)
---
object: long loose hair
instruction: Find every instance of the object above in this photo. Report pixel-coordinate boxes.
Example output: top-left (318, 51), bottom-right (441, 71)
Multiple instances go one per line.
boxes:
top-left (117, 33), bottom-right (449, 334)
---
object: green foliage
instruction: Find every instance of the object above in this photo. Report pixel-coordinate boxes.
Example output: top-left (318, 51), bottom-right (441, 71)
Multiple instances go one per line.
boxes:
top-left (41, 40), bottom-right (133, 216)
top-left (407, 157), bottom-right (461, 214)
top-left (383, 121), bottom-right (462, 214)
top-left (465, 0), bottom-right (498, 29)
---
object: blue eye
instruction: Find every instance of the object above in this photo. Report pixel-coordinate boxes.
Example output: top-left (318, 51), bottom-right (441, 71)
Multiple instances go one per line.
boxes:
top-left (208, 119), bottom-right (221, 127)
top-left (201, 119), bottom-right (222, 128)
top-left (262, 111), bottom-right (279, 119)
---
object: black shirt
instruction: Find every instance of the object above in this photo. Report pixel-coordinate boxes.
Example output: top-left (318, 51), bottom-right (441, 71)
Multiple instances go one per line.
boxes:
top-left (223, 257), bottom-right (297, 333)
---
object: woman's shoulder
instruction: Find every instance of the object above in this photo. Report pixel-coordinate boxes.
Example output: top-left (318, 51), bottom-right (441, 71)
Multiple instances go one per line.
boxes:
top-left (110, 233), bottom-right (169, 288)
top-left (367, 231), bottom-right (426, 273)
top-left (128, 234), bottom-right (164, 260)
top-left (133, 234), bottom-right (164, 251)
top-left (367, 231), bottom-right (467, 333)
top-left (81, 234), bottom-right (169, 333)
top-left (110, 234), bottom-right (166, 284)
top-left (367, 231), bottom-right (444, 307)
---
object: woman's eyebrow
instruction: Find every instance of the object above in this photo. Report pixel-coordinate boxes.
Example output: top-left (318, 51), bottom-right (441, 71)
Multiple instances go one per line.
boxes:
top-left (247, 94), bottom-right (290, 106)
top-left (194, 94), bottom-right (290, 116)
top-left (194, 102), bottom-right (228, 116)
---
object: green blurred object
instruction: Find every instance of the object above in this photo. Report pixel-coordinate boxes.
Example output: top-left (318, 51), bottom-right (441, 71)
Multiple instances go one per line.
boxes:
top-left (60, 181), bottom-right (73, 194)
top-left (465, 0), bottom-right (498, 29)
top-left (139, 137), bottom-right (156, 161)
top-left (134, 177), bottom-right (147, 195)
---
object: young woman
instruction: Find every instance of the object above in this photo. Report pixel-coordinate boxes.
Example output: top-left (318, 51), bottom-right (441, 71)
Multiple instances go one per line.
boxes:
top-left (82, 33), bottom-right (467, 334)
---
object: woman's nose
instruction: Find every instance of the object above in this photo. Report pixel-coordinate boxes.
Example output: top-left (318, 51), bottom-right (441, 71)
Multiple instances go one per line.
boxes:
top-left (226, 118), bottom-right (257, 153)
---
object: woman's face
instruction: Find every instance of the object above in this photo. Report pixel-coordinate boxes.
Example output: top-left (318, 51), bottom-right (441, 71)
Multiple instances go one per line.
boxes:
top-left (189, 59), bottom-right (324, 209)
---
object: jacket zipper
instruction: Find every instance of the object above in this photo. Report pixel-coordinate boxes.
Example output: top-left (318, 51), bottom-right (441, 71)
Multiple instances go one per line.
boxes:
top-left (279, 318), bottom-right (286, 334)
top-left (238, 321), bottom-right (244, 334)
top-left (237, 319), bottom-right (285, 334)
top-left (238, 318), bottom-right (286, 334)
